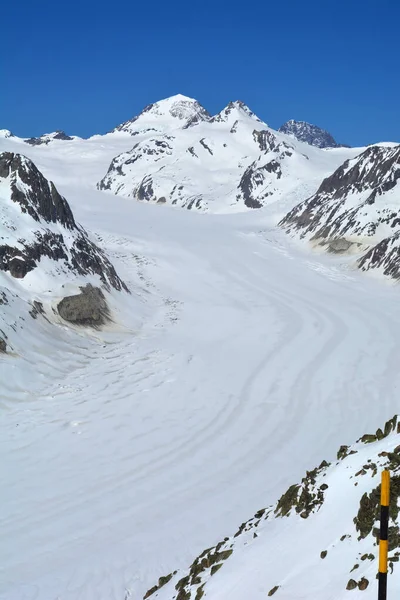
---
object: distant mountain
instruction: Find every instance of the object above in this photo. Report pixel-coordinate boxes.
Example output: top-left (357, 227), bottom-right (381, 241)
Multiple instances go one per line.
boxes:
top-left (279, 119), bottom-right (344, 149)
top-left (111, 94), bottom-right (212, 135)
top-left (24, 131), bottom-right (77, 145)
top-left (98, 95), bottom-right (352, 212)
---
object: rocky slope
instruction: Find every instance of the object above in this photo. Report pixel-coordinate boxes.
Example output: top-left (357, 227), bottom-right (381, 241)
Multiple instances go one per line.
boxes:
top-left (0, 151), bottom-right (126, 289)
top-left (98, 95), bottom-right (352, 212)
top-left (280, 143), bottom-right (400, 278)
top-left (279, 119), bottom-right (343, 149)
top-left (144, 415), bottom-right (400, 600)
top-left (0, 151), bottom-right (127, 351)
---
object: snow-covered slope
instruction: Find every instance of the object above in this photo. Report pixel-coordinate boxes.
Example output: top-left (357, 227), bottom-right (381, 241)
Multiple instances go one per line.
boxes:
top-left (0, 150), bottom-right (127, 354)
top-left (279, 119), bottom-right (344, 148)
top-left (146, 415), bottom-right (400, 600)
top-left (111, 94), bottom-right (212, 134)
top-left (280, 143), bottom-right (400, 278)
top-left (98, 95), bottom-right (356, 212)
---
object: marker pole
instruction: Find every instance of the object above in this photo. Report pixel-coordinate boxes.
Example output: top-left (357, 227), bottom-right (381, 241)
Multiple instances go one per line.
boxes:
top-left (378, 470), bottom-right (390, 600)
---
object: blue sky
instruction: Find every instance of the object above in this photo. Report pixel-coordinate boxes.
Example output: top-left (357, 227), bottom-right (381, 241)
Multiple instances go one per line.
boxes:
top-left (3, 0), bottom-right (398, 146)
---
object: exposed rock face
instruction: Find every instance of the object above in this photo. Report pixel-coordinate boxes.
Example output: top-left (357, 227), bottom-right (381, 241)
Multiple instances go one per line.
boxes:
top-left (280, 144), bottom-right (400, 251)
top-left (279, 119), bottom-right (344, 148)
top-left (279, 143), bottom-right (400, 279)
top-left (57, 285), bottom-right (109, 326)
top-left (0, 152), bottom-right (76, 227)
top-left (0, 338), bottom-right (6, 353)
top-left (236, 139), bottom-right (300, 209)
top-left (358, 231), bottom-right (400, 279)
top-left (0, 152), bottom-right (127, 291)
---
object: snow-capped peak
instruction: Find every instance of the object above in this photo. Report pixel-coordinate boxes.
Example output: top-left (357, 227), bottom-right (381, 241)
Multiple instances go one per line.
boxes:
top-left (279, 119), bottom-right (342, 148)
top-left (111, 94), bottom-right (211, 134)
top-left (211, 100), bottom-right (264, 124)
top-left (0, 129), bottom-right (15, 138)
top-left (24, 131), bottom-right (76, 146)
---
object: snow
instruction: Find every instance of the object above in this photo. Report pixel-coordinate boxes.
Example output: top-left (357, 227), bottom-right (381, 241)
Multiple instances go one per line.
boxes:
top-left (1, 104), bottom-right (400, 600)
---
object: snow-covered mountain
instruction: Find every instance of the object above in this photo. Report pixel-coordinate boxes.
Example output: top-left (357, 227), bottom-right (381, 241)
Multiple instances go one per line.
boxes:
top-left (279, 143), bottom-right (400, 278)
top-left (0, 151), bottom-right (125, 289)
top-left (144, 415), bottom-right (400, 600)
top-left (279, 119), bottom-right (343, 148)
top-left (111, 94), bottom-right (212, 134)
top-left (98, 95), bottom-right (354, 212)
top-left (24, 130), bottom-right (79, 145)
top-left (3, 95), bottom-right (400, 600)
top-left (0, 151), bottom-right (127, 351)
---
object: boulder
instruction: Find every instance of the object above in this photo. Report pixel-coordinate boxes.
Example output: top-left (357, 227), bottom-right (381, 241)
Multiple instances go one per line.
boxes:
top-left (9, 257), bottom-right (29, 279)
top-left (57, 285), bottom-right (109, 326)
top-left (328, 238), bottom-right (352, 253)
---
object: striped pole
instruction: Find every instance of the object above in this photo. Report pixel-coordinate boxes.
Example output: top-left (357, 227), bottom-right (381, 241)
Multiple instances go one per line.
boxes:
top-left (378, 470), bottom-right (390, 600)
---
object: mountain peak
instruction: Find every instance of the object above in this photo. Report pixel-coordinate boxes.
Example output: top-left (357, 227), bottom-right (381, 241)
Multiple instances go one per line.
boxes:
top-left (211, 100), bottom-right (263, 124)
top-left (279, 119), bottom-right (343, 149)
top-left (0, 129), bottom-right (14, 139)
top-left (112, 94), bottom-right (211, 134)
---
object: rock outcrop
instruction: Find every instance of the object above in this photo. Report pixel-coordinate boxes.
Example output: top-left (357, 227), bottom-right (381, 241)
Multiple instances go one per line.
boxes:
top-left (57, 285), bottom-right (109, 326)
top-left (279, 119), bottom-right (344, 148)
top-left (0, 152), bottom-right (127, 291)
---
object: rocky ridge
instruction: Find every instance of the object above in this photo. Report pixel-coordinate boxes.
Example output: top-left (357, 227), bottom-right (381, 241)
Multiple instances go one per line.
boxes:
top-left (144, 415), bottom-right (400, 600)
top-left (279, 143), bottom-right (400, 279)
top-left (0, 151), bottom-right (126, 290)
top-left (279, 119), bottom-right (344, 149)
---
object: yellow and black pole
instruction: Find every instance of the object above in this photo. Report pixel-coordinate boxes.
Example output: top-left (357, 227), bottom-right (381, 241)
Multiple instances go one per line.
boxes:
top-left (378, 470), bottom-right (390, 600)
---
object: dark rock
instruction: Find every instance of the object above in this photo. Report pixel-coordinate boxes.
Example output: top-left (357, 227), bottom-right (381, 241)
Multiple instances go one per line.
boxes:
top-left (275, 484), bottom-right (300, 517)
top-left (57, 285), bottom-right (109, 326)
top-left (29, 301), bottom-right (44, 319)
top-left (337, 445), bottom-right (350, 460)
top-left (360, 434), bottom-right (377, 444)
top-left (0, 338), bottom-right (6, 353)
top-left (143, 585), bottom-right (158, 599)
top-left (320, 550), bottom-right (327, 559)
top-left (9, 257), bottom-right (29, 278)
top-left (268, 585), bottom-right (279, 596)
top-left (328, 238), bottom-right (352, 253)
top-left (358, 578), bottom-right (369, 591)
top-left (52, 131), bottom-right (73, 141)
top-left (210, 563), bottom-right (223, 576)
top-left (252, 129), bottom-right (278, 152)
top-left (376, 428), bottom-right (385, 440)
top-left (195, 586), bottom-right (205, 600)
top-left (346, 579), bottom-right (357, 590)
